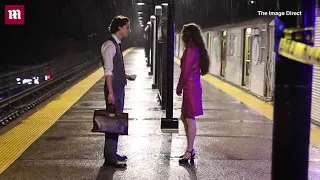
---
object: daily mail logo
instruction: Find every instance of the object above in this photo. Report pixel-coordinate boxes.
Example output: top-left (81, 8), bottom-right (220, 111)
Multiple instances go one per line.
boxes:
top-left (5, 5), bottom-right (25, 25)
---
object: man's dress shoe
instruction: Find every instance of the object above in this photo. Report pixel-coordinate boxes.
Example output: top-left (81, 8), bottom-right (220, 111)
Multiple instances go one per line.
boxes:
top-left (103, 159), bottom-right (127, 168)
top-left (116, 154), bottom-right (128, 161)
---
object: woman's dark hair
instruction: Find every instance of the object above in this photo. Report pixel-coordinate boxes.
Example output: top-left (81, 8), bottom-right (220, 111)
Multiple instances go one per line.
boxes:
top-left (181, 23), bottom-right (210, 76)
top-left (109, 15), bottom-right (130, 34)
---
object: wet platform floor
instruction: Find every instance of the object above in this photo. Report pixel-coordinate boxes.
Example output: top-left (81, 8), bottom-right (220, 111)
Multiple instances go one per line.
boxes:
top-left (1, 48), bottom-right (320, 180)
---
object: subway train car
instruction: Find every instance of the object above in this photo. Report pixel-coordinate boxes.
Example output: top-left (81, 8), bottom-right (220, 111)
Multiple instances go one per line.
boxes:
top-left (174, 16), bottom-right (320, 126)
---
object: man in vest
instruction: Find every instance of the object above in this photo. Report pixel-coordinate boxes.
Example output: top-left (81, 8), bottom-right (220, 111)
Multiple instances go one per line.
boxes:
top-left (101, 15), bottom-right (135, 168)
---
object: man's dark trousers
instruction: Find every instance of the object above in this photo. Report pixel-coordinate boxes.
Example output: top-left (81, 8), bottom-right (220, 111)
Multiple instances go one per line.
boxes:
top-left (103, 83), bottom-right (125, 160)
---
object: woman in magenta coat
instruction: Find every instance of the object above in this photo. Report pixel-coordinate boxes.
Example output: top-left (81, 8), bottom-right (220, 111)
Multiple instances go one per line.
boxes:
top-left (176, 23), bottom-right (210, 164)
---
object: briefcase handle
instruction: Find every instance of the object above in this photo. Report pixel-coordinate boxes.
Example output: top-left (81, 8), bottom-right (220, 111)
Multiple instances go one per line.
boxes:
top-left (106, 104), bottom-right (119, 124)
top-left (107, 104), bottom-right (116, 113)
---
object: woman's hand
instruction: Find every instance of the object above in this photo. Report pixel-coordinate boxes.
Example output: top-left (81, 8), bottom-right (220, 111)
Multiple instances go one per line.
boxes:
top-left (176, 89), bottom-right (182, 96)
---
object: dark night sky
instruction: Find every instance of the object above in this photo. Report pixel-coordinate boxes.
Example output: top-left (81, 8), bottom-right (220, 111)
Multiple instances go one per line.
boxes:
top-left (3, 0), bottom-right (277, 66)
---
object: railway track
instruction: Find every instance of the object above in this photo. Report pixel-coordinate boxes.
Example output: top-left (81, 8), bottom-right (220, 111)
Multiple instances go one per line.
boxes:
top-left (0, 56), bottom-right (101, 128)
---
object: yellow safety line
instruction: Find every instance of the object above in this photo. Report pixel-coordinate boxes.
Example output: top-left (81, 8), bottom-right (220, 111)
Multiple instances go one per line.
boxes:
top-left (0, 47), bottom-right (135, 174)
top-left (174, 56), bottom-right (320, 149)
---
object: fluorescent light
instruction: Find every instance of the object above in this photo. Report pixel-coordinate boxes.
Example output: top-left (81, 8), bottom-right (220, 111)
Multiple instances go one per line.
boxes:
top-left (137, 3), bottom-right (145, 5)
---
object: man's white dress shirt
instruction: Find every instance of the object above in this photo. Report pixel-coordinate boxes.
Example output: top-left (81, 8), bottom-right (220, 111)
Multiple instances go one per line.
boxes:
top-left (101, 34), bottom-right (121, 76)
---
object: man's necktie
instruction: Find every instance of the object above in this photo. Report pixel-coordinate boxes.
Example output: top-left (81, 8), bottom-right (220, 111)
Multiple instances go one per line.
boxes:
top-left (119, 43), bottom-right (124, 61)
top-left (118, 43), bottom-right (126, 84)
top-left (119, 43), bottom-right (122, 52)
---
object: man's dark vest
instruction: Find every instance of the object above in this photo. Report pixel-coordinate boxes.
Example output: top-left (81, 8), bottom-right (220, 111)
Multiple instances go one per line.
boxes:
top-left (101, 36), bottom-right (127, 87)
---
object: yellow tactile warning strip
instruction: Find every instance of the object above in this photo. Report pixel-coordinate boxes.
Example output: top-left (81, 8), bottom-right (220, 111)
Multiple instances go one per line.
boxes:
top-left (0, 47), bottom-right (135, 174)
top-left (174, 56), bottom-right (320, 149)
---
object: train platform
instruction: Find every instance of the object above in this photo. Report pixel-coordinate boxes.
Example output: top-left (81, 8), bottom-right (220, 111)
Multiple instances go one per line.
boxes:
top-left (1, 48), bottom-right (320, 180)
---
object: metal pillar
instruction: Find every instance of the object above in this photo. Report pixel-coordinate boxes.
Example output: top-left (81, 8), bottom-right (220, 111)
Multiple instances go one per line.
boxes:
top-left (147, 21), bottom-right (152, 67)
top-left (271, 0), bottom-right (315, 179)
top-left (149, 15), bottom-right (156, 76)
top-left (157, 41), bottom-right (164, 107)
top-left (157, 3), bottom-right (167, 110)
top-left (152, 5), bottom-right (162, 89)
top-left (161, 0), bottom-right (178, 129)
top-left (144, 25), bottom-right (149, 64)
top-left (144, 27), bottom-right (148, 58)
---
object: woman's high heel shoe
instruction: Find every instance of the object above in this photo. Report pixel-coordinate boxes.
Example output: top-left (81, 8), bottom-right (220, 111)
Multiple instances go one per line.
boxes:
top-left (178, 149), bottom-right (195, 159)
top-left (179, 154), bottom-right (195, 158)
top-left (179, 150), bottom-right (195, 158)
top-left (179, 149), bottom-right (195, 164)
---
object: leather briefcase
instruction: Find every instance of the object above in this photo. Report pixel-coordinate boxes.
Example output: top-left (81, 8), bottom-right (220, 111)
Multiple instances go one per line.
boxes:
top-left (91, 105), bottom-right (128, 135)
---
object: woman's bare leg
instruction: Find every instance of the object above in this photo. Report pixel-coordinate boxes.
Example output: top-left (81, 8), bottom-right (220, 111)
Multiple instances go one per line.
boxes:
top-left (183, 116), bottom-right (197, 158)
top-left (181, 114), bottom-right (189, 151)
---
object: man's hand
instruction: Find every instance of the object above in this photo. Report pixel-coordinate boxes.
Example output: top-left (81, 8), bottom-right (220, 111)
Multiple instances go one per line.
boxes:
top-left (126, 74), bottom-right (137, 81)
top-left (108, 93), bottom-right (115, 104)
